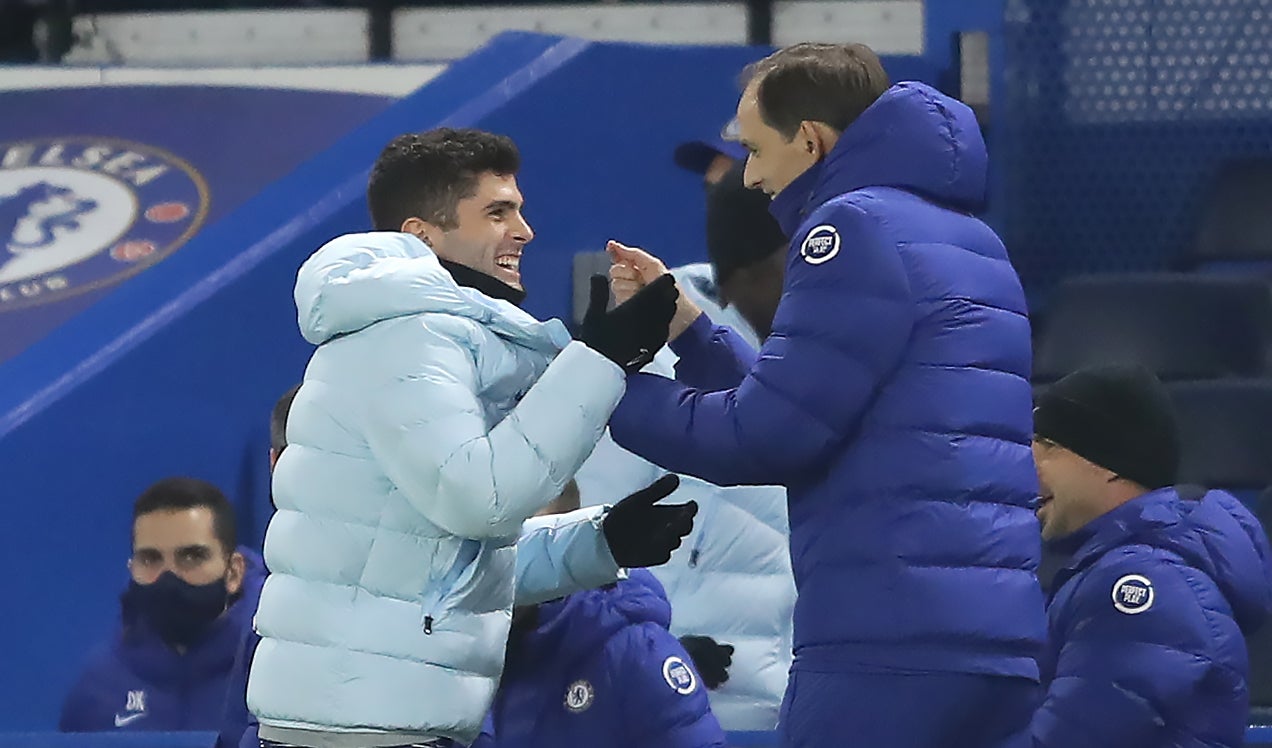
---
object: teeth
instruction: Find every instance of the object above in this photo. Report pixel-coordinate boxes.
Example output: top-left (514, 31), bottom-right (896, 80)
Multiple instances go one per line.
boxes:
top-left (496, 257), bottom-right (519, 270)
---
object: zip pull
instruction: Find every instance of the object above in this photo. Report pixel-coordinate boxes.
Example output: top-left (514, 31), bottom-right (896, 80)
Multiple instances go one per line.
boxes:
top-left (689, 550), bottom-right (700, 568)
top-left (424, 616), bottom-right (434, 635)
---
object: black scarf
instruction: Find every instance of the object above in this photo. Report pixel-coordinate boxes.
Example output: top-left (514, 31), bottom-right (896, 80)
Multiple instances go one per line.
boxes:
top-left (440, 259), bottom-right (526, 307)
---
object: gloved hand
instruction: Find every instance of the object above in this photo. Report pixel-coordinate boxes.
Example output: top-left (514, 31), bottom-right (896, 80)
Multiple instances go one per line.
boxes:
top-left (578, 274), bottom-right (678, 373)
top-left (678, 635), bottom-right (734, 690)
top-left (601, 475), bottom-right (696, 567)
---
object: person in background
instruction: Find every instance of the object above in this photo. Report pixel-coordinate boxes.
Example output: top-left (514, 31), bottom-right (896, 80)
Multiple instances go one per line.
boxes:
top-left (473, 480), bottom-right (726, 748)
top-left (267, 383), bottom-right (300, 470)
top-left (673, 117), bottom-right (747, 188)
top-left (218, 382), bottom-right (300, 748)
top-left (1030, 365), bottom-right (1272, 747)
top-left (574, 161), bottom-right (795, 731)
top-left (606, 42), bottom-right (1047, 747)
top-left (60, 477), bottom-right (266, 734)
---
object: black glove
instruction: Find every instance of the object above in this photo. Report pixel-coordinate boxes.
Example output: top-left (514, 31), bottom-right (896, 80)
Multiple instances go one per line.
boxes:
top-left (578, 274), bottom-right (679, 373)
top-left (678, 635), bottom-right (734, 690)
top-left (601, 475), bottom-right (696, 567)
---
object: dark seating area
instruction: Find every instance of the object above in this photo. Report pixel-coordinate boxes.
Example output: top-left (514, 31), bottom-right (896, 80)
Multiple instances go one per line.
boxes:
top-left (1032, 274), bottom-right (1272, 384)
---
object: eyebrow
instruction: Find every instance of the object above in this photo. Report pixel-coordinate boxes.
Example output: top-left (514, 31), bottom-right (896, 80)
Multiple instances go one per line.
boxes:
top-left (134, 543), bottom-right (212, 554)
top-left (484, 200), bottom-right (521, 213)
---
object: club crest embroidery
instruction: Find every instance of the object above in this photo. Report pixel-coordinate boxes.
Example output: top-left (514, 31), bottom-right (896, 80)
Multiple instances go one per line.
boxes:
top-left (564, 679), bottom-right (594, 713)
top-left (0, 137), bottom-right (209, 310)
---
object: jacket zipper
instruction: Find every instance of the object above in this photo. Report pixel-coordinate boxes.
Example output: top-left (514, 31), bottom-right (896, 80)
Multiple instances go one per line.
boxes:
top-left (422, 539), bottom-right (481, 635)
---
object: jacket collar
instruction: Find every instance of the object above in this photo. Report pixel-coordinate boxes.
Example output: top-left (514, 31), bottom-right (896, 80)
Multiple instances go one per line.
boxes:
top-left (1049, 487), bottom-right (1180, 594)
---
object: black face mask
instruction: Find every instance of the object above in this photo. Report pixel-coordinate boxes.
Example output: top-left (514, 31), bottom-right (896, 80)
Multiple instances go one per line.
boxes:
top-left (440, 259), bottom-right (527, 307)
top-left (121, 571), bottom-right (230, 649)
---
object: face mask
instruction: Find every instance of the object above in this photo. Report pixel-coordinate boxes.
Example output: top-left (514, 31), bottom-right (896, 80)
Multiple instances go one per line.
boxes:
top-left (121, 571), bottom-right (229, 649)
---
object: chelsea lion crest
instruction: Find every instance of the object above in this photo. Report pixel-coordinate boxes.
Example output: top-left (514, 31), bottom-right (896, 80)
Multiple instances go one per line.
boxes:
top-left (563, 679), bottom-right (594, 713)
top-left (0, 137), bottom-right (208, 310)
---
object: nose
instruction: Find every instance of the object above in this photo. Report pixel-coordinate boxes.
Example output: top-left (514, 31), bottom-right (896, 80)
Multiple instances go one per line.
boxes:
top-left (742, 157), bottom-right (763, 190)
top-left (512, 211), bottom-right (534, 244)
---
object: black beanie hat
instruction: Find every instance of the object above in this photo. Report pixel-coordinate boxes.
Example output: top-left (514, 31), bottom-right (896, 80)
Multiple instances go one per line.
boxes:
top-left (1033, 365), bottom-right (1181, 490)
top-left (705, 161), bottom-right (788, 285)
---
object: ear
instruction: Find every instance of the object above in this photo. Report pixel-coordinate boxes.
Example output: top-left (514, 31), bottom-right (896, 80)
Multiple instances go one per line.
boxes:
top-left (400, 217), bottom-right (442, 250)
top-left (268, 447), bottom-right (278, 472)
top-left (225, 550), bottom-right (246, 596)
top-left (799, 121), bottom-right (841, 160)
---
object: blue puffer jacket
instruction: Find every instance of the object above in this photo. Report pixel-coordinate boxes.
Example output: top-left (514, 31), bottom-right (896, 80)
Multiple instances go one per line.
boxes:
top-left (1034, 488), bottom-right (1272, 747)
top-left (610, 81), bottom-right (1046, 678)
top-left (473, 570), bottom-right (726, 748)
top-left (60, 547), bottom-right (266, 733)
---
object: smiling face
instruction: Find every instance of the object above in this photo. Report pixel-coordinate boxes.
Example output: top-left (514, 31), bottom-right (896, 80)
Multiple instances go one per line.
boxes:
top-left (424, 171), bottom-right (533, 289)
top-left (1032, 437), bottom-right (1122, 541)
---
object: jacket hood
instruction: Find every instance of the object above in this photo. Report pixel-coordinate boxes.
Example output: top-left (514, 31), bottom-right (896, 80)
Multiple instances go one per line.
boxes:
top-left (294, 231), bottom-right (570, 353)
top-left (1070, 488), bottom-right (1272, 633)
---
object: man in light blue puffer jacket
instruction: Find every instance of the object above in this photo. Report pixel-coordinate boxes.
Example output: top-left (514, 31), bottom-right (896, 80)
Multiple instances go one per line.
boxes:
top-left (247, 129), bottom-right (686, 748)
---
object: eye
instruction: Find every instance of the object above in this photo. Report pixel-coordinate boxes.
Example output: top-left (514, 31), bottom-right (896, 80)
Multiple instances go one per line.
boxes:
top-left (132, 549), bottom-right (162, 567)
top-left (176, 546), bottom-right (212, 568)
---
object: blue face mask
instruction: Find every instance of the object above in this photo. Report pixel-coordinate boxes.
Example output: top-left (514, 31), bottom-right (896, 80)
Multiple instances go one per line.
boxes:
top-left (121, 571), bottom-right (229, 649)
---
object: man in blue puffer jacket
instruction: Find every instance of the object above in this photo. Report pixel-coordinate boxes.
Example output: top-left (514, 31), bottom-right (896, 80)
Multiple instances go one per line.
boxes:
top-left (60, 477), bottom-right (266, 734)
top-left (474, 570), bottom-right (724, 748)
top-left (472, 486), bottom-right (725, 748)
top-left (1031, 365), bottom-right (1272, 747)
top-left (606, 42), bottom-right (1046, 746)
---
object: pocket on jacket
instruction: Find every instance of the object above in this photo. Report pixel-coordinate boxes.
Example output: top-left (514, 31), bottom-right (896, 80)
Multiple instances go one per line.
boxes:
top-left (420, 538), bottom-right (482, 633)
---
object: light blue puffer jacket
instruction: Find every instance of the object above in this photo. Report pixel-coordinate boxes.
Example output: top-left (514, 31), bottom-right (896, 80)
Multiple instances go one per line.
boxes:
top-left (575, 264), bottom-right (795, 731)
top-left (247, 232), bottom-right (627, 746)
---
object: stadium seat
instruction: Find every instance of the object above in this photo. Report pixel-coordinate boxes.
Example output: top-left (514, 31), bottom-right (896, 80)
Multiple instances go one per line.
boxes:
top-left (1169, 379), bottom-right (1272, 493)
top-left (1033, 274), bottom-right (1272, 383)
top-left (1184, 158), bottom-right (1272, 272)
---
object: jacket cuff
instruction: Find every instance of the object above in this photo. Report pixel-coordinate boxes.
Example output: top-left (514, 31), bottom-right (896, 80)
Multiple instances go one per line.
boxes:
top-left (560, 339), bottom-right (626, 381)
top-left (668, 313), bottom-right (714, 360)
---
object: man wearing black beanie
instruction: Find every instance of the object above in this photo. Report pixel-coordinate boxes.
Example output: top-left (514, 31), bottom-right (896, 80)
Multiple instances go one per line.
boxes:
top-left (1031, 365), bottom-right (1272, 747)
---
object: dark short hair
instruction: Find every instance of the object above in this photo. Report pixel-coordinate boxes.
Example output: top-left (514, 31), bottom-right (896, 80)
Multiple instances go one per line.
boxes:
top-left (270, 383), bottom-right (301, 456)
top-left (743, 43), bottom-right (890, 140)
top-left (132, 477), bottom-right (237, 555)
top-left (367, 128), bottom-right (521, 231)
